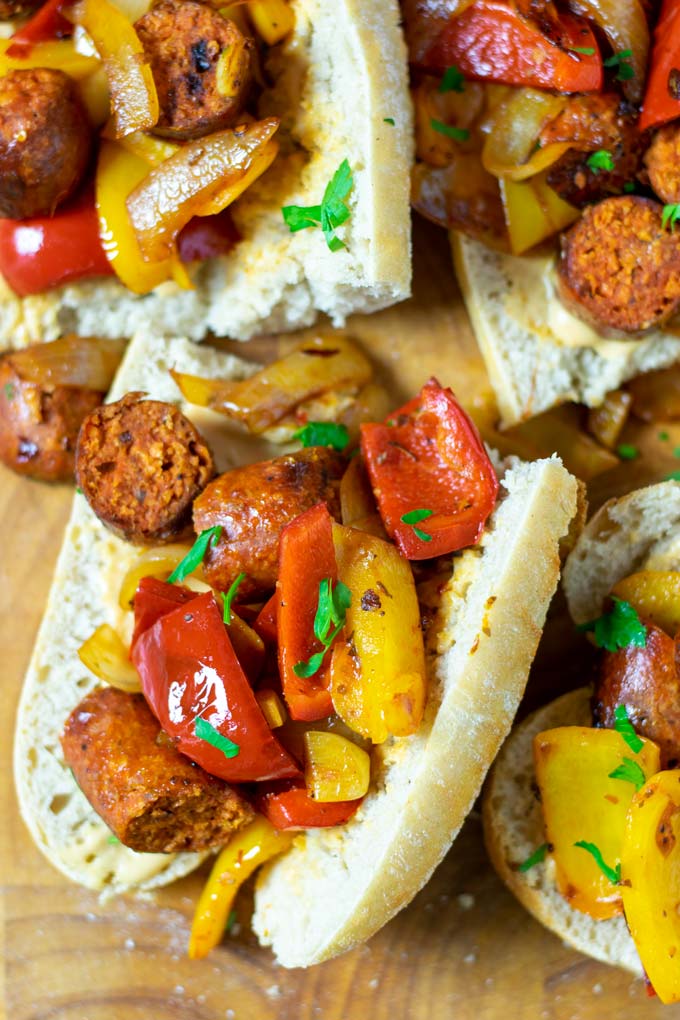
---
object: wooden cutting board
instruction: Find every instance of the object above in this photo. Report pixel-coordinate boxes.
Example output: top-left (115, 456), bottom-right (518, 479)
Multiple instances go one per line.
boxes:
top-left (4, 218), bottom-right (680, 1020)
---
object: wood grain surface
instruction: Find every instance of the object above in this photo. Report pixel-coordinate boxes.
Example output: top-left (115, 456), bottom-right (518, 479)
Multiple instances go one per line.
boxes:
top-left (4, 219), bottom-right (680, 1020)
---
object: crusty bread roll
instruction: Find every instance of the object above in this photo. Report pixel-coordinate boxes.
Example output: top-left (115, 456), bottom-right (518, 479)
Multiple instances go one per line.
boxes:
top-left (452, 233), bottom-right (680, 428)
top-left (483, 480), bottom-right (680, 976)
top-left (0, 0), bottom-right (413, 349)
top-left (13, 328), bottom-right (578, 963)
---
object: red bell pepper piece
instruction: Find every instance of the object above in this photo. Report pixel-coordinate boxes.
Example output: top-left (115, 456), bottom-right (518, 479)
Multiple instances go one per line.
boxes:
top-left (639, 0), bottom-right (680, 132)
top-left (422, 1), bottom-right (602, 93)
top-left (131, 576), bottom-right (196, 650)
top-left (132, 591), bottom-right (301, 783)
top-left (277, 503), bottom-right (337, 722)
top-left (360, 378), bottom-right (499, 560)
top-left (256, 784), bottom-right (362, 830)
top-left (254, 591), bottom-right (278, 645)
top-left (7, 0), bottom-right (72, 52)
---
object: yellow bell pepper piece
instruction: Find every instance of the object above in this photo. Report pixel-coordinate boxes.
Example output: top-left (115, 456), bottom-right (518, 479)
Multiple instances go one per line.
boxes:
top-left (255, 689), bottom-right (287, 729)
top-left (304, 730), bottom-right (370, 802)
top-left (188, 817), bottom-right (293, 959)
top-left (78, 623), bottom-right (141, 693)
top-left (611, 571), bottom-right (680, 639)
top-left (247, 0), bottom-right (295, 45)
top-left (500, 171), bottom-right (579, 255)
top-left (76, 0), bottom-right (159, 137)
top-left (330, 524), bottom-right (427, 744)
top-left (621, 770), bottom-right (680, 1003)
top-left (534, 725), bottom-right (661, 919)
top-left (0, 38), bottom-right (99, 79)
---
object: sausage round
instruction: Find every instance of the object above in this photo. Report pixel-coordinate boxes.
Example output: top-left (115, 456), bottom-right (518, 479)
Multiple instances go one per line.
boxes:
top-left (0, 355), bottom-right (103, 482)
top-left (0, 68), bottom-right (92, 219)
top-left (135, 0), bottom-right (253, 140)
top-left (75, 393), bottom-right (215, 544)
top-left (557, 196), bottom-right (680, 334)
top-left (61, 685), bottom-right (254, 852)
top-left (644, 124), bottom-right (680, 205)
top-left (193, 447), bottom-right (346, 597)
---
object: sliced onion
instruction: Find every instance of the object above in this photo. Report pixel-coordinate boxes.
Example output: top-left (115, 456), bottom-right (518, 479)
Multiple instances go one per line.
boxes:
top-left (126, 117), bottom-right (279, 262)
top-left (568, 0), bottom-right (648, 103)
top-left (482, 88), bottom-right (569, 181)
top-left (78, 623), bottom-right (141, 692)
top-left (10, 336), bottom-right (126, 390)
top-left (628, 366), bottom-right (680, 422)
top-left (586, 390), bottom-right (632, 448)
top-left (118, 542), bottom-right (196, 609)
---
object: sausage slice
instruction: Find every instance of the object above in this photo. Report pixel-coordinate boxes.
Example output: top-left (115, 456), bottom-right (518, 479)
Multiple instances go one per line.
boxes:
top-left (193, 447), bottom-right (345, 597)
top-left (75, 393), bottom-right (214, 544)
top-left (62, 686), bottom-right (254, 852)
top-left (0, 68), bottom-right (92, 219)
top-left (644, 124), bottom-right (680, 205)
top-left (557, 196), bottom-right (680, 334)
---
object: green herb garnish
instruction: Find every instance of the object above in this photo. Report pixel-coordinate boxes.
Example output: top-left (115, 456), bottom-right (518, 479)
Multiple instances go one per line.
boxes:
top-left (586, 150), bottom-right (615, 173)
top-left (603, 49), bottom-right (635, 82)
top-left (518, 843), bottom-right (549, 873)
top-left (623, 182), bottom-right (635, 194)
top-left (225, 909), bottom-right (238, 933)
top-left (221, 572), bottom-right (246, 625)
top-left (667, 471), bottom-right (680, 482)
top-left (401, 508), bottom-right (434, 543)
top-left (663, 203), bottom-right (680, 232)
top-left (614, 704), bottom-right (644, 754)
top-left (569, 45), bottom-right (595, 56)
top-left (107, 834), bottom-right (120, 845)
top-left (439, 65), bottom-right (465, 93)
top-left (282, 159), bottom-right (354, 252)
top-left (574, 841), bottom-right (621, 885)
top-left (383, 117), bottom-right (395, 125)
top-left (576, 597), bottom-right (647, 652)
top-left (75, 486), bottom-right (83, 495)
top-left (4, 382), bottom-right (15, 400)
top-left (194, 717), bottom-right (240, 759)
top-left (659, 431), bottom-right (670, 442)
top-left (617, 443), bottom-right (638, 460)
top-left (294, 578), bottom-right (352, 678)
top-left (608, 756), bottom-right (646, 791)
top-left (431, 119), bottom-right (470, 142)
top-left (167, 526), bottom-right (222, 584)
top-left (293, 421), bottom-right (350, 451)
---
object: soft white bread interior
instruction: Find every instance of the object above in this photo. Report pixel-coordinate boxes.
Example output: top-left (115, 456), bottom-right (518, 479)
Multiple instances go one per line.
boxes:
top-left (252, 456), bottom-right (578, 967)
top-left (482, 688), bottom-right (642, 976)
top-left (451, 233), bottom-right (680, 428)
top-left (0, 0), bottom-right (413, 349)
top-left (562, 480), bottom-right (680, 624)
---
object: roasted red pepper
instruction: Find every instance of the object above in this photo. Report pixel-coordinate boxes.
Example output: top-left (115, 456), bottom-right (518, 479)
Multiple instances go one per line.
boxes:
top-left (8, 0), bottom-right (72, 52)
top-left (361, 378), bottom-right (499, 560)
top-left (256, 784), bottom-right (362, 830)
top-left (132, 591), bottom-right (301, 782)
top-left (277, 502), bottom-right (337, 722)
top-left (131, 576), bottom-right (196, 650)
top-left (422, 1), bottom-right (602, 93)
top-left (639, 0), bottom-right (680, 132)
top-left (254, 591), bottom-right (278, 645)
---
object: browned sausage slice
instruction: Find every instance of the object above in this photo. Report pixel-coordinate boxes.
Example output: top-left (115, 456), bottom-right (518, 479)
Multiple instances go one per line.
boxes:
top-left (0, 354), bottom-right (103, 482)
top-left (593, 622), bottom-right (680, 768)
top-left (0, 68), bottom-right (92, 219)
top-left (135, 0), bottom-right (253, 140)
top-left (193, 447), bottom-right (345, 597)
top-left (644, 124), bottom-right (680, 205)
top-left (61, 686), bottom-right (254, 853)
top-left (557, 196), bottom-right (680, 334)
top-left (75, 393), bottom-right (214, 544)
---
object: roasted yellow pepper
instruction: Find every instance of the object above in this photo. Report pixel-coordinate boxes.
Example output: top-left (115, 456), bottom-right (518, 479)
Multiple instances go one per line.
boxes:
top-left (500, 172), bottom-right (579, 255)
top-left (0, 38), bottom-right (98, 79)
top-left (78, 623), bottom-right (141, 693)
top-left (247, 0), bottom-right (295, 45)
top-left (304, 730), bottom-right (371, 802)
top-left (611, 571), bottom-right (680, 639)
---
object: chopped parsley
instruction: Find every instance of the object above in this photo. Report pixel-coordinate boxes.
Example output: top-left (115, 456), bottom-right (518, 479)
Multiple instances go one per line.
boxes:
top-left (614, 704), bottom-right (644, 754)
top-left (603, 49), bottom-right (635, 82)
top-left (617, 443), bottom-right (638, 460)
top-left (75, 486), bottom-right (83, 495)
top-left (662, 203), bottom-right (680, 232)
top-left (518, 842), bottom-right (549, 873)
top-left (221, 572), bottom-right (246, 625)
top-left (659, 431), bottom-right (670, 442)
top-left (673, 446), bottom-right (680, 459)
top-left (282, 159), bottom-right (354, 252)
top-left (439, 65), bottom-right (465, 93)
top-left (293, 421), bottom-right (350, 451)
top-left (608, 756), bottom-right (646, 791)
top-left (167, 526), bottom-right (222, 584)
top-left (107, 834), bottom-right (120, 845)
top-left (294, 578), bottom-right (351, 678)
top-left (623, 182), bottom-right (636, 194)
top-left (667, 470), bottom-right (680, 482)
top-left (225, 909), bottom-right (238, 933)
top-left (586, 150), bottom-right (615, 173)
top-left (569, 45), bottom-right (595, 56)
top-left (194, 716), bottom-right (239, 759)
top-left (4, 381), bottom-right (15, 401)
top-left (574, 841), bottom-right (621, 885)
top-left (431, 119), bottom-right (470, 142)
top-left (383, 117), bottom-right (395, 125)
top-left (401, 507), bottom-right (434, 543)
top-left (576, 597), bottom-right (647, 652)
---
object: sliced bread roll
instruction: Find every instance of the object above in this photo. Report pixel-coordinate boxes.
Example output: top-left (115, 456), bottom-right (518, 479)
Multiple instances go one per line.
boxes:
top-left (482, 688), bottom-right (642, 975)
top-left (252, 455), bottom-right (578, 966)
top-left (451, 233), bottom-right (680, 427)
top-left (0, 0), bottom-right (413, 349)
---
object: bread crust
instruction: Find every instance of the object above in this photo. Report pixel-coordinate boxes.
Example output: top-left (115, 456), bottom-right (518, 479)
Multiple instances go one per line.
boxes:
top-left (0, 0), bottom-right (413, 348)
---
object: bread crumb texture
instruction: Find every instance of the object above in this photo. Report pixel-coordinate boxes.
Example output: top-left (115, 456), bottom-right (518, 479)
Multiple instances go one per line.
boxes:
top-left (0, 0), bottom-right (413, 348)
